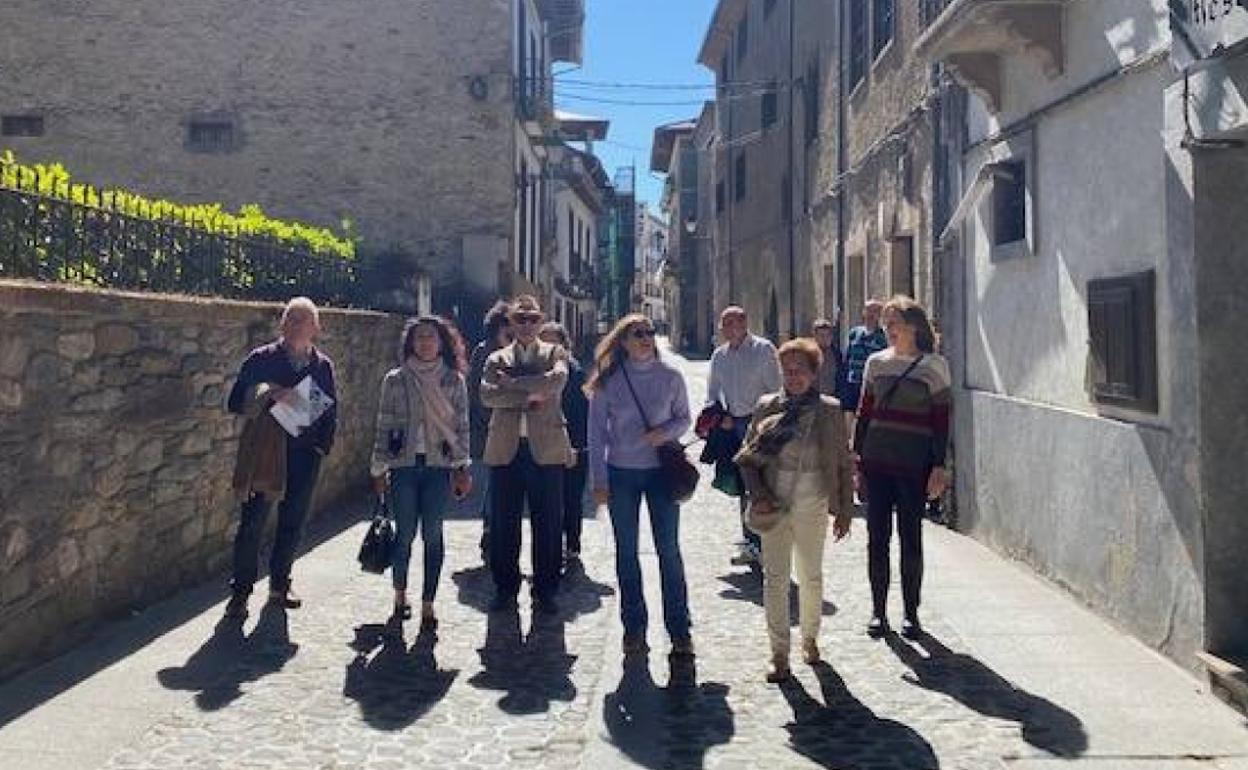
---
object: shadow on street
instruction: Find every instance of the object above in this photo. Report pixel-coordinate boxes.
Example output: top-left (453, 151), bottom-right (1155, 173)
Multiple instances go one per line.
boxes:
top-left (467, 608), bottom-right (576, 715)
top-left (452, 562), bottom-right (614, 619)
top-left (886, 632), bottom-right (1088, 758)
top-left (342, 618), bottom-right (458, 731)
top-left (716, 571), bottom-right (837, 625)
top-left (156, 603), bottom-right (298, 711)
top-left (603, 654), bottom-right (734, 769)
top-left (781, 661), bottom-right (940, 769)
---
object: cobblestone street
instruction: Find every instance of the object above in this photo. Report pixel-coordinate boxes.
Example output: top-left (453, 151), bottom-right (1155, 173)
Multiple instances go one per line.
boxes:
top-left (2, 350), bottom-right (1247, 770)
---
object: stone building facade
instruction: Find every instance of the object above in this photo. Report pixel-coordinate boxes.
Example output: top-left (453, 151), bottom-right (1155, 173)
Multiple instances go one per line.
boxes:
top-left (0, 281), bottom-right (404, 679)
top-left (920, 0), bottom-right (1248, 680)
top-left (0, 0), bottom-right (584, 340)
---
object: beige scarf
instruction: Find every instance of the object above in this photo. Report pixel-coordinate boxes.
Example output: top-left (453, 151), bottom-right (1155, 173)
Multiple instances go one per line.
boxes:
top-left (408, 358), bottom-right (458, 458)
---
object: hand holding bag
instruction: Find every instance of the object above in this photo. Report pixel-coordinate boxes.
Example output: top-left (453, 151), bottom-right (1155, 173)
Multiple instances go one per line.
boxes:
top-left (620, 365), bottom-right (700, 504)
top-left (358, 492), bottom-right (396, 574)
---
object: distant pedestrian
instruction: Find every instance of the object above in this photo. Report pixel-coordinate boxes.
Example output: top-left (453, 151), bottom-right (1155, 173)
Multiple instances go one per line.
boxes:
top-left (539, 321), bottom-right (590, 570)
top-left (812, 317), bottom-right (843, 399)
top-left (368, 316), bottom-right (472, 625)
top-left (841, 300), bottom-right (887, 438)
top-left (481, 296), bottom-right (573, 617)
top-left (854, 296), bottom-right (951, 639)
top-left (225, 297), bottom-right (337, 620)
top-left (587, 314), bottom-right (694, 657)
top-left (706, 306), bottom-right (782, 570)
top-left (735, 338), bottom-right (853, 682)
top-left (467, 301), bottom-right (512, 565)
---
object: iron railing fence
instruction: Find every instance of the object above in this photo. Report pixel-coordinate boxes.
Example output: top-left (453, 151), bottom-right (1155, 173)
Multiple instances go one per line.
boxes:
top-left (0, 181), bottom-right (364, 307)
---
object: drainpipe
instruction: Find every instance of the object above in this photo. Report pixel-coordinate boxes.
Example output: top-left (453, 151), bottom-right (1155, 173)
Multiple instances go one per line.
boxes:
top-left (835, 0), bottom-right (848, 340)
top-left (787, 0), bottom-right (798, 338)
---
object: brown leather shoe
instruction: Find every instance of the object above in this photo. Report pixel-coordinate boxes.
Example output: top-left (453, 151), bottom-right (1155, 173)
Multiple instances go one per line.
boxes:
top-left (268, 587), bottom-right (302, 609)
top-left (766, 656), bottom-right (792, 683)
top-left (802, 638), bottom-right (821, 665)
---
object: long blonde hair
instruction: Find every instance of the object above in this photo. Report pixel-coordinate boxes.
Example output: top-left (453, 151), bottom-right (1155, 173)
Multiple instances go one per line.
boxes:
top-left (584, 314), bottom-right (656, 396)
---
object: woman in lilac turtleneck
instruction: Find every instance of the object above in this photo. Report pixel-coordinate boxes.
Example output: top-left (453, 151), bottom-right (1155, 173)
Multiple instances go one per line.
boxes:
top-left (586, 314), bottom-right (693, 658)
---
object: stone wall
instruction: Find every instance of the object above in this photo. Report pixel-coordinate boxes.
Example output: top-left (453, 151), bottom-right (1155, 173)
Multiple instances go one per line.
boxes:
top-left (0, 281), bottom-right (404, 680)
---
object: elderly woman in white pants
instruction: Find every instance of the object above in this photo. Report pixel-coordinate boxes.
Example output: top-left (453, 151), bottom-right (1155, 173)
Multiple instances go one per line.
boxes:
top-left (735, 338), bottom-right (854, 682)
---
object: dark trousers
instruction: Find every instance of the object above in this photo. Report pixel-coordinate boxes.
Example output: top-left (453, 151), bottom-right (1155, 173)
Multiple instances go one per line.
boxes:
top-left (489, 441), bottom-right (564, 602)
top-left (730, 417), bottom-right (760, 550)
top-left (562, 452), bottom-right (589, 554)
top-left (865, 472), bottom-right (926, 618)
top-left (231, 445), bottom-right (322, 596)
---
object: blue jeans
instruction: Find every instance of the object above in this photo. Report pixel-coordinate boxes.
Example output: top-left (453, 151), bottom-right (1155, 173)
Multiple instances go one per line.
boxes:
top-left (389, 459), bottom-right (451, 600)
top-left (607, 466), bottom-right (691, 641)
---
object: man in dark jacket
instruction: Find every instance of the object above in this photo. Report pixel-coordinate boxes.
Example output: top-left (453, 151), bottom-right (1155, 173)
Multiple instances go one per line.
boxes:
top-left (224, 297), bottom-right (337, 619)
top-left (539, 321), bottom-right (589, 569)
top-left (467, 301), bottom-right (511, 565)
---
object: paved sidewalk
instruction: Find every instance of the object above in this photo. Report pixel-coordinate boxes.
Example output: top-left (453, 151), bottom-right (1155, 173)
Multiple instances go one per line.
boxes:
top-left (1, 349), bottom-right (1246, 769)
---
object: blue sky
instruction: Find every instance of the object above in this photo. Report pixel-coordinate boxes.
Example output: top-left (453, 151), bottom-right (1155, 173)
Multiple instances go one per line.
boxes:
top-left (555, 0), bottom-right (720, 209)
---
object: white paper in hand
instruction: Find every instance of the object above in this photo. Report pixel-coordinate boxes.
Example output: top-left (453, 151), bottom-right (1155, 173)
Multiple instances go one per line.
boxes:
top-left (270, 376), bottom-right (335, 437)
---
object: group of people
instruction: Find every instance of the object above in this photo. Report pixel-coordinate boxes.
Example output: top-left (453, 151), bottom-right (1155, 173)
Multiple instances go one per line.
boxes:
top-left (223, 291), bottom-right (950, 682)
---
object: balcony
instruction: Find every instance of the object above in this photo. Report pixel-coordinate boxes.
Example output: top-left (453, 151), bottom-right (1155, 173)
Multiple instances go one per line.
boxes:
top-left (915, 0), bottom-right (1068, 111)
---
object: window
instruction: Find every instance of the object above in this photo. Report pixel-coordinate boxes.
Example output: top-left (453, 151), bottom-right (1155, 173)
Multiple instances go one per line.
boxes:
top-left (734, 152), bottom-right (747, 202)
top-left (1088, 271), bottom-right (1157, 413)
top-left (762, 85), bottom-right (778, 129)
top-left (720, 53), bottom-right (731, 86)
top-left (568, 210), bottom-right (576, 265)
top-left (992, 160), bottom-right (1027, 247)
top-left (716, 181), bottom-right (726, 214)
top-left (849, 0), bottom-right (869, 89)
top-left (873, 0), bottom-right (895, 58)
top-left (804, 58), bottom-right (821, 146)
top-left (1, 115), bottom-right (44, 137)
top-left (781, 174), bottom-right (791, 221)
top-left (518, 159), bottom-right (529, 275)
top-left (736, 13), bottom-right (749, 62)
top-left (846, 253), bottom-right (866, 326)
top-left (764, 0), bottom-right (778, 18)
top-left (890, 236), bottom-right (914, 298)
top-left (187, 119), bottom-right (235, 153)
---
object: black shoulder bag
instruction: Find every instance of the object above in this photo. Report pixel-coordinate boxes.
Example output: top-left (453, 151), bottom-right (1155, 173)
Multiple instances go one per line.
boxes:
top-left (357, 492), bottom-right (396, 575)
top-left (620, 366), bottom-right (700, 504)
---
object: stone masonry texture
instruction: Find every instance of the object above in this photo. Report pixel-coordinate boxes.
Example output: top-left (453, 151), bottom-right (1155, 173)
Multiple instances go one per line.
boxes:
top-left (0, 280), bottom-right (405, 680)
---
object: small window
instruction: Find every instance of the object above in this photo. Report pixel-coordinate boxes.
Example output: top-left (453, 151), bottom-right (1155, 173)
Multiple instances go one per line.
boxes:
top-left (716, 181), bottom-right (726, 214)
top-left (764, 0), bottom-right (778, 18)
top-left (873, 0), bottom-right (896, 58)
top-left (992, 160), bottom-right (1027, 247)
top-left (734, 153), bottom-right (747, 202)
top-left (1088, 271), bottom-right (1157, 413)
top-left (846, 253), bottom-right (866, 325)
top-left (736, 13), bottom-right (749, 62)
top-left (890, 236), bottom-right (914, 298)
top-left (2, 115), bottom-right (44, 137)
top-left (187, 119), bottom-right (236, 153)
top-left (849, 0), bottom-right (869, 89)
top-left (804, 58), bottom-right (821, 146)
top-left (720, 53), bottom-right (731, 85)
top-left (762, 86), bottom-right (778, 129)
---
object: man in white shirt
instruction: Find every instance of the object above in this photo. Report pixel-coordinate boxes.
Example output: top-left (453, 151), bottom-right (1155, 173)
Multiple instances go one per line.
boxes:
top-left (706, 306), bottom-right (782, 568)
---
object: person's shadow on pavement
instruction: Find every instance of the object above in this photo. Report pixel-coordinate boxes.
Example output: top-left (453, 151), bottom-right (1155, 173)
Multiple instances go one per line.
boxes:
top-left (467, 608), bottom-right (576, 715)
top-left (603, 655), bottom-right (735, 769)
top-left (157, 603), bottom-right (298, 711)
top-left (780, 661), bottom-right (940, 769)
top-left (886, 632), bottom-right (1088, 758)
top-left (343, 618), bottom-right (458, 731)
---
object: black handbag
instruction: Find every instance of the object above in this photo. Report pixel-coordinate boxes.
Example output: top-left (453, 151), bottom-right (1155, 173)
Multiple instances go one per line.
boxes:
top-left (357, 493), bottom-right (396, 575)
top-left (620, 365), bottom-right (700, 504)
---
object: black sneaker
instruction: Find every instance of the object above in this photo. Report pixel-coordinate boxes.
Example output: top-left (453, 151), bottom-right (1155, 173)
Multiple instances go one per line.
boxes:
top-left (866, 616), bottom-right (888, 638)
top-left (901, 616), bottom-right (923, 640)
top-left (268, 587), bottom-right (302, 609)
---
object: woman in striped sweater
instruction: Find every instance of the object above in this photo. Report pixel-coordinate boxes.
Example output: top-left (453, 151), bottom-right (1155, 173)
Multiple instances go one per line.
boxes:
top-left (853, 296), bottom-right (951, 639)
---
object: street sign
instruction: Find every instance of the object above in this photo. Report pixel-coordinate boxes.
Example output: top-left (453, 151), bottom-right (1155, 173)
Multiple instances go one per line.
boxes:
top-left (1172, 0), bottom-right (1248, 65)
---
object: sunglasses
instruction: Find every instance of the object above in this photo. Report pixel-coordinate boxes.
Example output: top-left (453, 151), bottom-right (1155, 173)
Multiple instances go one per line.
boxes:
top-left (630, 328), bottom-right (657, 339)
top-left (512, 312), bottom-right (543, 325)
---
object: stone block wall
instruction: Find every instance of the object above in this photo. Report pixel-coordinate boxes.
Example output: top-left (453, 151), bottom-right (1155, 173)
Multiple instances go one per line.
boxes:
top-left (0, 281), bottom-right (405, 680)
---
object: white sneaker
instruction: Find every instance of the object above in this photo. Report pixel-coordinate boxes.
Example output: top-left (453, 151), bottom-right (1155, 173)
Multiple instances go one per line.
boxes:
top-left (730, 543), bottom-right (760, 566)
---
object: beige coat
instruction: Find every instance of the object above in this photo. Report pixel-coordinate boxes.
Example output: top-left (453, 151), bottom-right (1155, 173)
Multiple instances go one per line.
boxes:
top-left (480, 340), bottom-right (574, 467)
top-left (735, 392), bottom-right (855, 516)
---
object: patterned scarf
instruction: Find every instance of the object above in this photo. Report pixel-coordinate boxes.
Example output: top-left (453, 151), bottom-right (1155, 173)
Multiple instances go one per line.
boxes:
top-left (408, 358), bottom-right (457, 459)
top-left (755, 388), bottom-right (821, 456)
